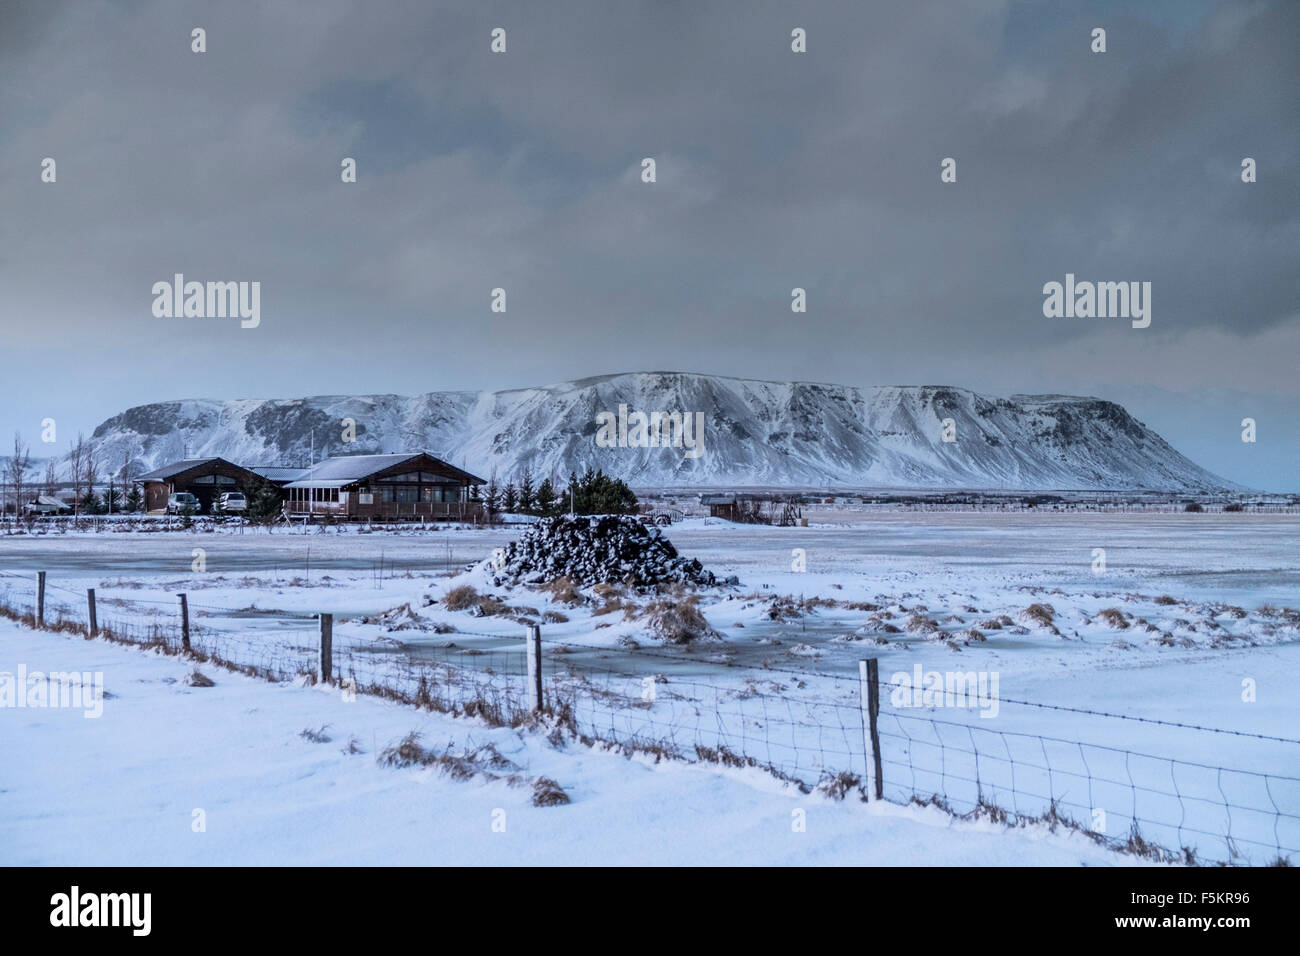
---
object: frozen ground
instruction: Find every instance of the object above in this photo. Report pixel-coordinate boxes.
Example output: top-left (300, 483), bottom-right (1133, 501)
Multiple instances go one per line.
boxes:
top-left (2, 512), bottom-right (1297, 864)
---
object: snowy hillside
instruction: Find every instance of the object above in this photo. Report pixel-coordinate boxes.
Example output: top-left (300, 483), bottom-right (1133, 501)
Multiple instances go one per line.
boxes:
top-left (82, 371), bottom-right (1237, 492)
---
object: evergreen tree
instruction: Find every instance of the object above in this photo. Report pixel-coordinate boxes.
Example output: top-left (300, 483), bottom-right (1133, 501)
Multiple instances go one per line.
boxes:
top-left (484, 471), bottom-right (500, 518)
top-left (124, 484), bottom-right (143, 514)
top-left (243, 477), bottom-right (284, 524)
top-left (502, 482), bottom-right (518, 513)
top-left (564, 469), bottom-right (637, 515)
top-left (518, 466), bottom-right (535, 514)
top-left (535, 477), bottom-right (557, 516)
top-left (80, 491), bottom-right (102, 515)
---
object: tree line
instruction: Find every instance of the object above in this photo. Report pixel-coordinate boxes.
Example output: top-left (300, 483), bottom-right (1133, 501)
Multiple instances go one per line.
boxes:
top-left (2, 431), bottom-right (146, 517)
top-left (473, 467), bottom-right (638, 518)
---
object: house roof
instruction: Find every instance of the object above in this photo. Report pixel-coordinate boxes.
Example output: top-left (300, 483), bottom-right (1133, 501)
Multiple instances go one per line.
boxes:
top-left (249, 466), bottom-right (308, 483)
top-left (137, 458), bottom-right (223, 482)
top-left (282, 452), bottom-right (485, 488)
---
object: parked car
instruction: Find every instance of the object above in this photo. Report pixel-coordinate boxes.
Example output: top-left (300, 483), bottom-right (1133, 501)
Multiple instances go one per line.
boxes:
top-left (167, 492), bottom-right (201, 515)
top-left (219, 491), bottom-right (247, 513)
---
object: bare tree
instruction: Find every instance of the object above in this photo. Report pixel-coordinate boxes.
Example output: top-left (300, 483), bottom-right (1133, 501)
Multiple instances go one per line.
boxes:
top-left (43, 458), bottom-right (57, 498)
top-left (7, 432), bottom-right (31, 523)
top-left (69, 434), bottom-right (87, 517)
top-left (84, 441), bottom-right (99, 512)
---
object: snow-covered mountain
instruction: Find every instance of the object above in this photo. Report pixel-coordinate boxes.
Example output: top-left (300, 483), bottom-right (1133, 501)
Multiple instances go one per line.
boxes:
top-left (85, 371), bottom-right (1237, 491)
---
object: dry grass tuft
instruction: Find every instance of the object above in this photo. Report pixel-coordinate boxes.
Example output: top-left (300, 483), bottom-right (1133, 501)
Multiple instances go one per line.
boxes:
top-left (1096, 607), bottom-right (1130, 629)
top-left (1022, 603), bottom-right (1055, 627)
top-left (299, 724), bottom-right (333, 743)
top-left (638, 594), bottom-right (720, 644)
top-left (817, 771), bottom-right (865, 801)
top-left (531, 776), bottom-right (570, 807)
top-left (591, 597), bottom-right (625, 617)
top-left (442, 585), bottom-right (479, 611)
top-left (543, 577), bottom-right (584, 606)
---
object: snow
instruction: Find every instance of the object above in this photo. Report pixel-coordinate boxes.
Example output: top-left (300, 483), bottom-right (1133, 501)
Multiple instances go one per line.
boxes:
top-left (2, 511), bottom-right (1297, 864)
top-left (0, 618), bottom-right (1143, 866)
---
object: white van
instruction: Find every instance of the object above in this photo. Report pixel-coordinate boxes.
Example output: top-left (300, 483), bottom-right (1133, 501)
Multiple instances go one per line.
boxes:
top-left (219, 492), bottom-right (247, 513)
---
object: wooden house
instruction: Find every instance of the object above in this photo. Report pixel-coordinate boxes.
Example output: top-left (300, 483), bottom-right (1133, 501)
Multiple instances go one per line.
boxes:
top-left (282, 452), bottom-right (485, 521)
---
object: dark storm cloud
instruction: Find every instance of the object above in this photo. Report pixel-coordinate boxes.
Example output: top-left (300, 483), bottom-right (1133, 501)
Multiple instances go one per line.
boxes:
top-left (0, 0), bottom-right (1296, 486)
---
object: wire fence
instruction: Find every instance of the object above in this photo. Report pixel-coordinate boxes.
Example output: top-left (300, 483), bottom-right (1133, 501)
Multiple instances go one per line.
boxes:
top-left (1, 568), bottom-right (1297, 866)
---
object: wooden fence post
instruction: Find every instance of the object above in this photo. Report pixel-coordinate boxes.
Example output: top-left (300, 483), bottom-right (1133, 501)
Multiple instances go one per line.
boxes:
top-left (36, 571), bottom-right (45, 628)
top-left (526, 625), bottom-right (542, 712)
top-left (178, 593), bottom-right (191, 652)
top-left (319, 613), bottom-right (333, 683)
top-left (87, 588), bottom-right (97, 637)
top-left (859, 658), bottom-right (884, 801)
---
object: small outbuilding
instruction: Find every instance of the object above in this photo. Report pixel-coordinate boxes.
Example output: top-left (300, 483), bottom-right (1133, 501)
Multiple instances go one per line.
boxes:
top-left (700, 493), bottom-right (739, 520)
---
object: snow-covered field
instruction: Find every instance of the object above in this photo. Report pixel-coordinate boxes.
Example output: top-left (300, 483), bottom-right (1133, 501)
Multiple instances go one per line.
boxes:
top-left (2, 512), bottom-right (1298, 865)
top-left (0, 617), bottom-right (1147, 866)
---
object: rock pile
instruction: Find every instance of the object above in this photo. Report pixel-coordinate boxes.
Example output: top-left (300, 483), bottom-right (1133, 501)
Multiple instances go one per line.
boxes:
top-left (486, 514), bottom-right (721, 588)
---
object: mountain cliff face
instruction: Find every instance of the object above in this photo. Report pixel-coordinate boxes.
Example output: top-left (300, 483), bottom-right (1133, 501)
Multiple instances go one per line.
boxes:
top-left (86, 371), bottom-right (1236, 491)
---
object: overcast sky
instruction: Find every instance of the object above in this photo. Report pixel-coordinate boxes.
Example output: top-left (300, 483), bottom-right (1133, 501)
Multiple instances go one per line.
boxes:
top-left (1, 0), bottom-right (1296, 488)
